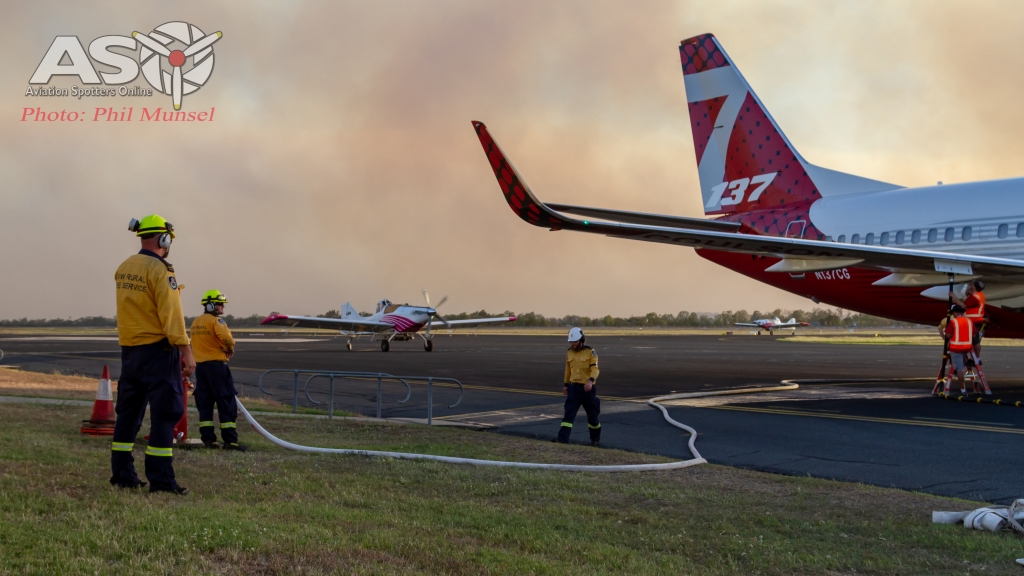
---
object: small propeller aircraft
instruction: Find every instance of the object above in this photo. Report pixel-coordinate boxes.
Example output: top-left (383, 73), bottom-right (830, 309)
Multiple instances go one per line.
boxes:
top-left (260, 290), bottom-right (516, 351)
top-left (734, 317), bottom-right (811, 335)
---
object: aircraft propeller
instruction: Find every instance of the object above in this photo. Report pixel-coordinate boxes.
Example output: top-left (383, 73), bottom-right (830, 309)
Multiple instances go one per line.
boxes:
top-left (422, 288), bottom-right (450, 337)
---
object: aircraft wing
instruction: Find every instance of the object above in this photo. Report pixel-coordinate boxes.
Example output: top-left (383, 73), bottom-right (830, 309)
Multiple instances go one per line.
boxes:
top-left (472, 121), bottom-right (1024, 284)
top-left (733, 323), bottom-right (761, 327)
top-left (261, 314), bottom-right (393, 333)
top-left (436, 316), bottom-right (517, 328)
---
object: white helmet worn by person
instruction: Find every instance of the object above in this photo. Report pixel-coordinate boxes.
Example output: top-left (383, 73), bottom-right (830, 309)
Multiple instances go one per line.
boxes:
top-left (568, 327), bottom-right (584, 342)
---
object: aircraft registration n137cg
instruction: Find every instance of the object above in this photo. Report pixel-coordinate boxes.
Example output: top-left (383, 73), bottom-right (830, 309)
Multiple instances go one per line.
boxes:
top-left (473, 33), bottom-right (1024, 338)
top-left (261, 290), bottom-right (516, 352)
top-left (734, 317), bottom-right (811, 336)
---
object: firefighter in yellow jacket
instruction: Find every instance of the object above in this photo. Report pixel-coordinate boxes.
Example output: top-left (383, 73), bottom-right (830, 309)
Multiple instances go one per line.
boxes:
top-left (111, 215), bottom-right (194, 495)
top-left (556, 327), bottom-right (601, 446)
top-left (189, 290), bottom-right (247, 451)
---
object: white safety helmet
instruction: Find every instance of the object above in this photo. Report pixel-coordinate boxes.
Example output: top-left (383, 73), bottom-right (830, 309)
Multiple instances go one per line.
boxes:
top-left (568, 327), bottom-right (584, 342)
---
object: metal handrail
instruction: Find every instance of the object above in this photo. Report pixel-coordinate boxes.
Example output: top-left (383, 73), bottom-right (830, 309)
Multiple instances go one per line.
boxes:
top-left (255, 369), bottom-right (463, 423)
top-left (302, 373), bottom-right (412, 406)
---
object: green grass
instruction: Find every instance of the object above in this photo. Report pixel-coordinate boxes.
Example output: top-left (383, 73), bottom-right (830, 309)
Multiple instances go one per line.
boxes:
top-left (2, 403), bottom-right (1023, 575)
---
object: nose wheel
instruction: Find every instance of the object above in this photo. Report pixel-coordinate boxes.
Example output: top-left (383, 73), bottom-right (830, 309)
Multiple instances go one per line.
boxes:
top-left (380, 340), bottom-right (390, 352)
top-left (346, 342), bottom-right (353, 351)
top-left (424, 339), bottom-right (433, 352)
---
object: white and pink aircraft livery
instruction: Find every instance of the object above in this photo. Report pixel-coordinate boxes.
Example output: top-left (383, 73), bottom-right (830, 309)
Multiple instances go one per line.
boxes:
top-left (734, 317), bottom-right (811, 336)
top-left (473, 32), bottom-right (1024, 338)
top-left (261, 290), bottom-right (516, 352)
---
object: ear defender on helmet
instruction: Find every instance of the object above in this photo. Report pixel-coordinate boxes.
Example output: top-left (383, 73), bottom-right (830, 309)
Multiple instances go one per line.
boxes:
top-left (128, 218), bottom-right (140, 233)
top-left (201, 290), bottom-right (228, 313)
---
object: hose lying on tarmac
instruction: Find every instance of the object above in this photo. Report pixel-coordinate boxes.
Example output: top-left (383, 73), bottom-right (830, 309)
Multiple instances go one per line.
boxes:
top-left (236, 389), bottom-right (726, 471)
top-left (235, 384), bottom-right (801, 472)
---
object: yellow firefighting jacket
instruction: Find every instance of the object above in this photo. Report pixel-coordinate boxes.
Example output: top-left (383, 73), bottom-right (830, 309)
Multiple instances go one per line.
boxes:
top-left (189, 313), bottom-right (236, 363)
top-left (564, 346), bottom-right (600, 385)
top-left (115, 251), bottom-right (189, 347)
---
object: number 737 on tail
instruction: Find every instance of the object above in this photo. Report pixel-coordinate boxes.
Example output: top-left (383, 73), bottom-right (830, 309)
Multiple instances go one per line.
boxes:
top-left (260, 290), bottom-right (516, 352)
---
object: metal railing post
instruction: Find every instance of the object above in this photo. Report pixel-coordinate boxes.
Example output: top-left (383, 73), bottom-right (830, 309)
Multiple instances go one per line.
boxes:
top-left (292, 371), bottom-right (298, 414)
top-left (328, 375), bottom-right (334, 420)
top-left (376, 377), bottom-right (382, 419)
top-left (427, 377), bottom-right (433, 425)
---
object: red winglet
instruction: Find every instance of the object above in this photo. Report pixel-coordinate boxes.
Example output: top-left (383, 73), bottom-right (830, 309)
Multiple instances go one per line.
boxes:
top-left (260, 314), bottom-right (289, 325)
top-left (471, 121), bottom-right (565, 230)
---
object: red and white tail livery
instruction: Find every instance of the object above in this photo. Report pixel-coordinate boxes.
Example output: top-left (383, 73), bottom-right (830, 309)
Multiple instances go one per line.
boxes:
top-left (473, 32), bottom-right (1024, 338)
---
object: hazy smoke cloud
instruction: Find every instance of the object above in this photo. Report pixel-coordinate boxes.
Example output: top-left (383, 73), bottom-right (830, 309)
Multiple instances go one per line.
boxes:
top-left (3, 1), bottom-right (1022, 319)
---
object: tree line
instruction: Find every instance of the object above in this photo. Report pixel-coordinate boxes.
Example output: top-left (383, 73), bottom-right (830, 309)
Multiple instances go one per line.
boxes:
top-left (0, 308), bottom-right (915, 329)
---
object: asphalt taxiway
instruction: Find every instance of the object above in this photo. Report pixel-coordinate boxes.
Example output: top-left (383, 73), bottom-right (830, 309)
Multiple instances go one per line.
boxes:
top-left (3, 333), bottom-right (1023, 503)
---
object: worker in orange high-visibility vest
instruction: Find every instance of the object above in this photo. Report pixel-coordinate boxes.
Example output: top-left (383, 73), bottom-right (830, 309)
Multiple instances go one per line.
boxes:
top-left (942, 305), bottom-right (974, 395)
top-left (952, 280), bottom-right (986, 357)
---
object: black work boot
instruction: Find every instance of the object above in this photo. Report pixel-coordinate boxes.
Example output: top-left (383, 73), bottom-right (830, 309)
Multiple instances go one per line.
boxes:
top-left (202, 441), bottom-right (221, 449)
top-left (223, 443), bottom-right (249, 452)
top-left (151, 485), bottom-right (189, 496)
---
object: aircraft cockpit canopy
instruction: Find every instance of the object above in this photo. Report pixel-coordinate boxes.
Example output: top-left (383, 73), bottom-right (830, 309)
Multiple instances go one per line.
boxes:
top-left (375, 299), bottom-right (394, 314)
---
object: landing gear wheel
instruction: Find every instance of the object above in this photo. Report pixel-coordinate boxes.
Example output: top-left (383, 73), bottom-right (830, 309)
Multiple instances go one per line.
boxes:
top-left (380, 340), bottom-right (390, 352)
top-left (346, 342), bottom-right (353, 351)
top-left (424, 339), bottom-right (433, 352)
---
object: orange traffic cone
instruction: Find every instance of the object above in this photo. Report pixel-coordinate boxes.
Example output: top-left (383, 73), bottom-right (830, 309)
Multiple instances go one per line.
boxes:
top-left (80, 365), bottom-right (115, 436)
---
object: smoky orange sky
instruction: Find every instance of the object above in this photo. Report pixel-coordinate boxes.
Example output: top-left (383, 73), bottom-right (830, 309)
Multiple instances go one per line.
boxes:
top-left (4, 1), bottom-right (1024, 320)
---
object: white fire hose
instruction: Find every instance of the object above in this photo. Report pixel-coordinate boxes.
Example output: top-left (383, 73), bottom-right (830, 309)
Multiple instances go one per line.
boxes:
top-left (235, 387), bottom-right (801, 471)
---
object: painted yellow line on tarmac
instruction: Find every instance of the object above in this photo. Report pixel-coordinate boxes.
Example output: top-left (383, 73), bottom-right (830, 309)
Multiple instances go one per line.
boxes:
top-left (711, 405), bottom-right (1024, 435)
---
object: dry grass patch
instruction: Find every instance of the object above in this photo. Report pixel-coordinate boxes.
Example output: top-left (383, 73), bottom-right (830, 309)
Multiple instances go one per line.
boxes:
top-left (0, 367), bottom-right (101, 400)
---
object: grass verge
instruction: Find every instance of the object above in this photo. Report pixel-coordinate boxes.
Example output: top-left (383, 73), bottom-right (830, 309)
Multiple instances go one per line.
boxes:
top-left (1, 382), bottom-right (1023, 573)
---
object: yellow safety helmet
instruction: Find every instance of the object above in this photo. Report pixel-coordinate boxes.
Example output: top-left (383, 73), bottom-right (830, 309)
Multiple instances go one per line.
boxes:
top-left (201, 290), bottom-right (228, 313)
top-left (201, 290), bottom-right (228, 305)
top-left (128, 214), bottom-right (175, 238)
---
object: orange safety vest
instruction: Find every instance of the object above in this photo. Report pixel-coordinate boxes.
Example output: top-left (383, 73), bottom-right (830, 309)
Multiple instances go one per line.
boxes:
top-left (965, 292), bottom-right (986, 322)
top-left (948, 316), bottom-right (974, 352)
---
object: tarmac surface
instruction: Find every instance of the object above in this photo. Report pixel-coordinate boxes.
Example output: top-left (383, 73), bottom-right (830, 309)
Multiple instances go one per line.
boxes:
top-left (3, 332), bottom-right (1024, 503)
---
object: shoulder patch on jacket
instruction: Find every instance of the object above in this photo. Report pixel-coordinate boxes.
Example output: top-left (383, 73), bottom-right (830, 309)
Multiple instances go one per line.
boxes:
top-left (167, 276), bottom-right (177, 290)
top-left (589, 348), bottom-right (597, 356)
top-left (217, 318), bottom-right (226, 324)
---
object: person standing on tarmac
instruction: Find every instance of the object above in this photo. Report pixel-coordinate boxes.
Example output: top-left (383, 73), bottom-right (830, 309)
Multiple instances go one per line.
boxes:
top-left (556, 327), bottom-right (601, 446)
top-left (943, 305), bottom-right (974, 396)
top-left (111, 215), bottom-right (194, 495)
top-left (189, 290), bottom-right (247, 451)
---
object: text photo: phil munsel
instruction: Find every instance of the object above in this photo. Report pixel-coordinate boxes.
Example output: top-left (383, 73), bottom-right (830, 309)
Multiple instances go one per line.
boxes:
top-left (21, 106), bottom-right (215, 122)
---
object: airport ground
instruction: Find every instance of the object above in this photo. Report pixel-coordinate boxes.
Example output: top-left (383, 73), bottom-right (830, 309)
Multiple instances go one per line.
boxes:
top-left (2, 329), bottom-right (1024, 506)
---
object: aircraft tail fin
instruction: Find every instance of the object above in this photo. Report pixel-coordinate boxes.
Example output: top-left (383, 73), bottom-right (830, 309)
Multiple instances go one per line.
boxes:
top-left (341, 302), bottom-right (360, 319)
top-left (680, 34), bottom-right (899, 218)
top-left (787, 318), bottom-right (796, 324)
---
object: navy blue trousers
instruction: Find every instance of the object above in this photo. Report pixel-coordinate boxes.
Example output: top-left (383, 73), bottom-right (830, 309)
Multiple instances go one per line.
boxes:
top-left (194, 361), bottom-right (238, 445)
top-left (557, 384), bottom-right (601, 443)
top-left (110, 340), bottom-right (184, 491)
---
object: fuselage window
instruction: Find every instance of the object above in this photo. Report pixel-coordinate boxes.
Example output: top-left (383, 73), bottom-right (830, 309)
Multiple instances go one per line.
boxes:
top-left (962, 226), bottom-right (972, 241)
top-left (837, 235), bottom-right (846, 243)
top-left (911, 230), bottom-right (921, 244)
top-left (880, 232), bottom-right (890, 245)
top-left (928, 229), bottom-right (938, 243)
top-left (944, 227), bottom-right (955, 242)
top-left (865, 232), bottom-right (875, 245)
top-left (998, 223), bottom-right (1009, 239)
top-left (851, 233), bottom-right (860, 244)
top-left (1017, 223), bottom-right (1024, 238)
top-left (895, 231), bottom-right (905, 245)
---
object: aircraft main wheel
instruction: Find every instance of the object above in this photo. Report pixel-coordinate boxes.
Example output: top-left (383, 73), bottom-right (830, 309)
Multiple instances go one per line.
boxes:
top-left (381, 340), bottom-right (390, 352)
top-left (346, 342), bottom-right (353, 351)
top-left (424, 340), bottom-right (433, 352)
